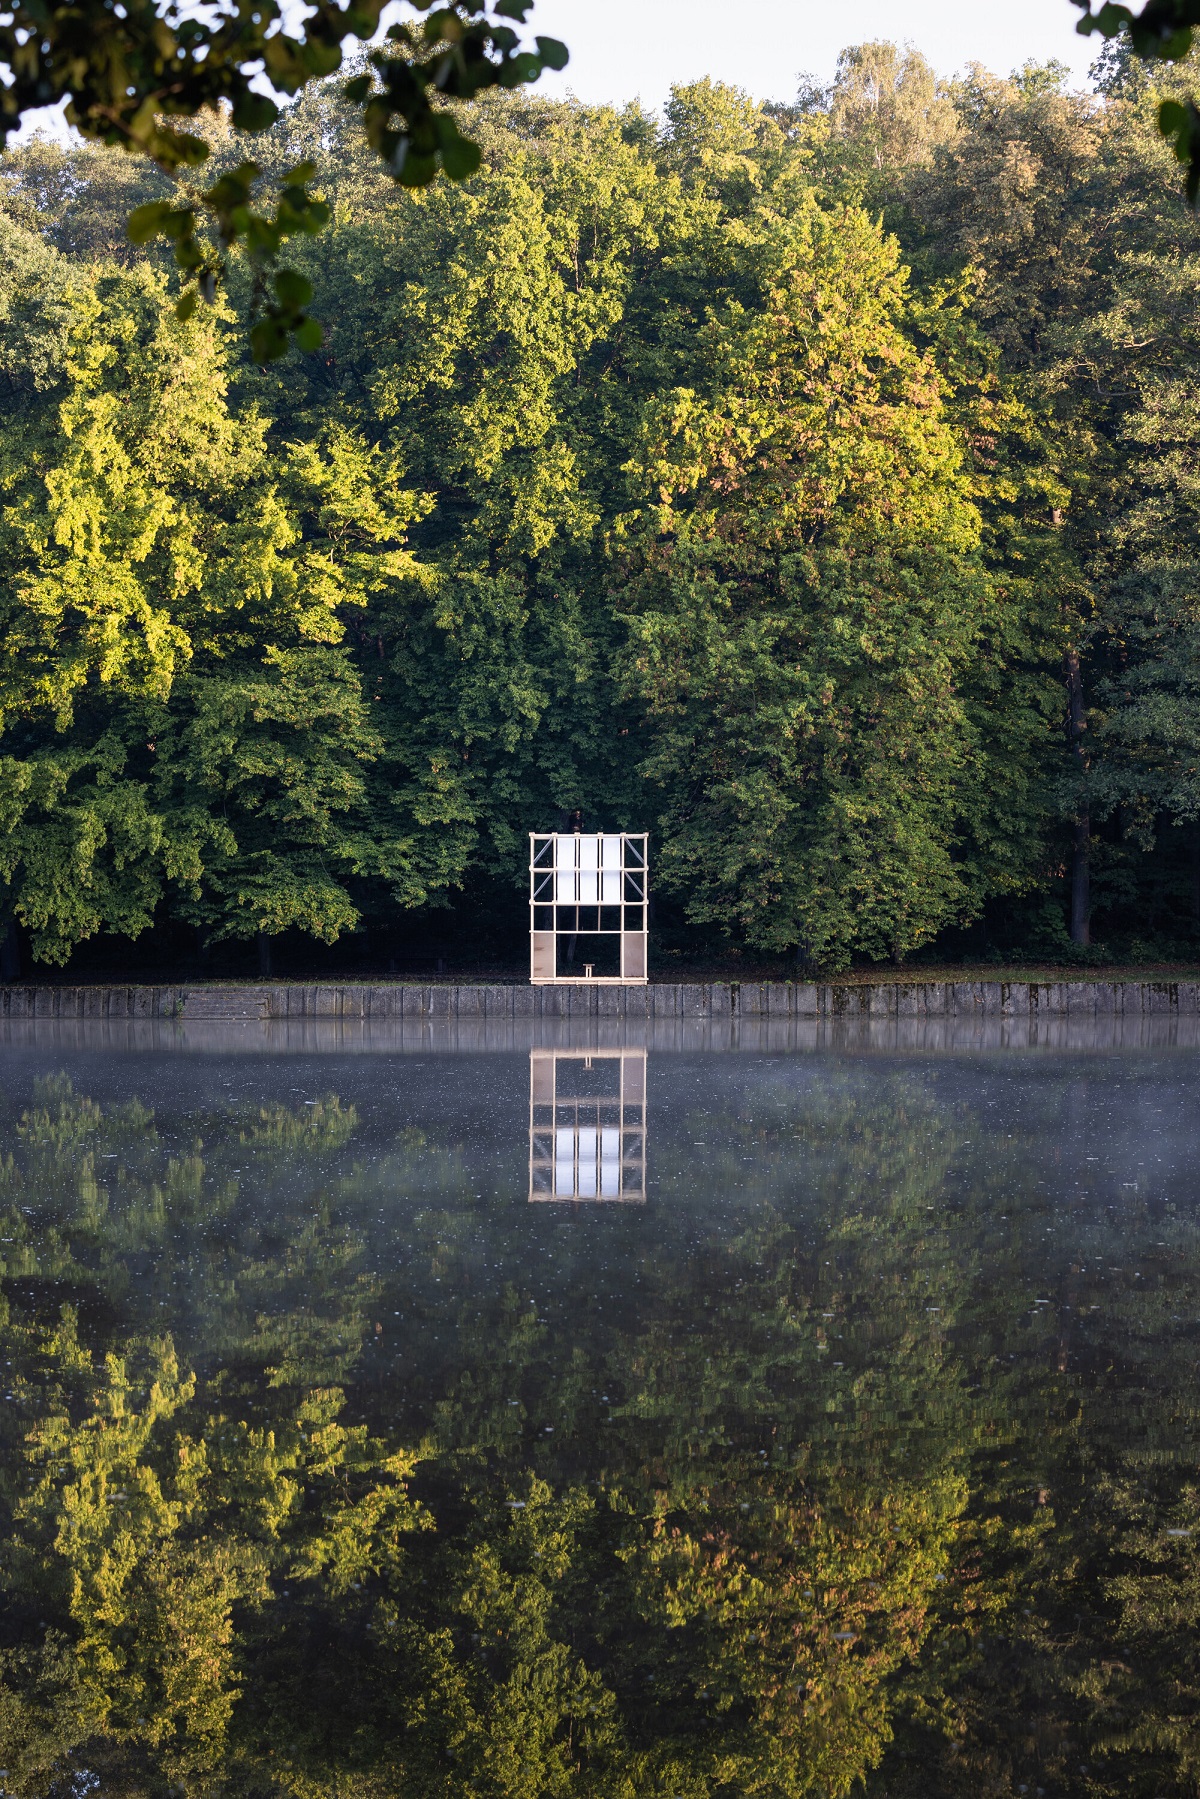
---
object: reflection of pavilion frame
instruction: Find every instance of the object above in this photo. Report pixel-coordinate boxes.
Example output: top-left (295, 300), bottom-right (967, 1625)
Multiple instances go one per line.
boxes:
top-left (529, 832), bottom-right (648, 984)
top-left (528, 1050), bottom-right (646, 1202)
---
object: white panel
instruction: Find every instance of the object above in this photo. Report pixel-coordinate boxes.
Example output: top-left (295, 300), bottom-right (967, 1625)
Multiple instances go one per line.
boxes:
top-left (621, 934), bottom-right (647, 981)
top-left (555, 1126), bottom-right (575, 1195)
top-left (577, 835), bottom-right (599, 903)
top-left (600, 868), bottom-right (620, 902)
top-left (578, 1123), bottom-right (597, 1197)
top-left (554, 833), bottom-right (577, 904)
top-left (600, 1126), bottom-right (620, 1194)
top-left (530, 1055), bottom-right (554, 1102)
top-left (531, 932), bottom-right (555, 981)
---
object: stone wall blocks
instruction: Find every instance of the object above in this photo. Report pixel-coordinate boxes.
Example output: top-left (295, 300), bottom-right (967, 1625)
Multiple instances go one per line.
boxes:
top-left (2, 976), bottom-right (1197, 1027)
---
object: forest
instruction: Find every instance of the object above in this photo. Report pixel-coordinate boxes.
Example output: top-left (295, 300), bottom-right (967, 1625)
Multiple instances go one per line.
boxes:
top-left (3, 40), bottom-right (1200, 977)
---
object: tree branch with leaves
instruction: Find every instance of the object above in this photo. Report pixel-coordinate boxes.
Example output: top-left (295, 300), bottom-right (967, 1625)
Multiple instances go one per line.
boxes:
top-left (0, 0), bottom-right (566, 356)
top-left (1075, 0), bottom-right (1200, 194)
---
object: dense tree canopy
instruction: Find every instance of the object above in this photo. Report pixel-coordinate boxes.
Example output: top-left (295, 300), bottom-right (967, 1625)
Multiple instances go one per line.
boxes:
top-left (3, 46), bottom-right (1200, 971)
top-left (0, 0), bottom-right (569, 357)
top-left (4, 0), bottom-right (1200, 361)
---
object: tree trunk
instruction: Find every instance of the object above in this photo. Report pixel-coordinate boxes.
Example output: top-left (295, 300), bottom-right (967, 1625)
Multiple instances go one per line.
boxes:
top-left (1064, 647), bottom-right (1090, 946)
top-left (0, 916), bottom-right (20, 982)
top-left (1070, 810), bottom-right (1091, 946)
top-left (257, 931), bottom-right (273, 978)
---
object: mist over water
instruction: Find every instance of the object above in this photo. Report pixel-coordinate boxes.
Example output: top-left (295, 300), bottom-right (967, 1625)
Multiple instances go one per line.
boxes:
top-left (0, 1031), bottom-right (1196, 1796)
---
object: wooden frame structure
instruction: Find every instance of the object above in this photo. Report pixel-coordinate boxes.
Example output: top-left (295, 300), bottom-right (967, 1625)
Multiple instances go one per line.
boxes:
top-left (529, 831), bottom-right (648, 984)
top-left (528, 1049), bottom-right (646, 1202)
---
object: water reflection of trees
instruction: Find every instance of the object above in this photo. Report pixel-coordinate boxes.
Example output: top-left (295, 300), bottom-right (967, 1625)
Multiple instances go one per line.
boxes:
top-left (0, 1072), bottom-right (1195, 1796)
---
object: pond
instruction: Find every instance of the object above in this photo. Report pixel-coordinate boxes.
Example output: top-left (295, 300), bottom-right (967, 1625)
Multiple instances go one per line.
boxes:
top-left (0, 1022), bottom-right (1196, 1798)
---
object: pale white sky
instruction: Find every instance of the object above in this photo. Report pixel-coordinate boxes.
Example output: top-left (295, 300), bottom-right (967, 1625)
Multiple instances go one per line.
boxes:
top-left (530, 0), bottom-right (1099, 108)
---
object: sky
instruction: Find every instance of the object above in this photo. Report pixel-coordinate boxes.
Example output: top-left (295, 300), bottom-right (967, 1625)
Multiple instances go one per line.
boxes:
top-left (528, 0), bottom-right (1099, 110)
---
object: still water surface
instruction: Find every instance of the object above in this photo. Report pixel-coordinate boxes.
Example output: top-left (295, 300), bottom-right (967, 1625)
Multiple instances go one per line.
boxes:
top-left (0, 1032), bottom-right (1196, 1798)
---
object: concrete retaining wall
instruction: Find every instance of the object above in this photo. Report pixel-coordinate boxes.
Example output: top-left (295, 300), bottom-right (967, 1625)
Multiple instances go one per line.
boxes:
top-left (0, 978), bottom-right (1197, 1021)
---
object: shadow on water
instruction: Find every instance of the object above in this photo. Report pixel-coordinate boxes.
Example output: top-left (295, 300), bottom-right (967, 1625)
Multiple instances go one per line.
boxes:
top-left (0, 1026), bottom-right (1195, 1796)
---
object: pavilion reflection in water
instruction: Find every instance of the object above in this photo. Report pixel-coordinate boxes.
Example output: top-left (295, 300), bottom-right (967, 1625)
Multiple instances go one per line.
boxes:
top-left (528, 1049), bottom-right (646, 1201)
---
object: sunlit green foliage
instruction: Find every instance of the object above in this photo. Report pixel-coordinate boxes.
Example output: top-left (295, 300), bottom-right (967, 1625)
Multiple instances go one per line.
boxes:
top-left (0, 252), bottom-right (440, 959)
top-left (613, 187), bottom-right (1025, 965)
top-left (4, 45), bottom-right (1200, 966)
